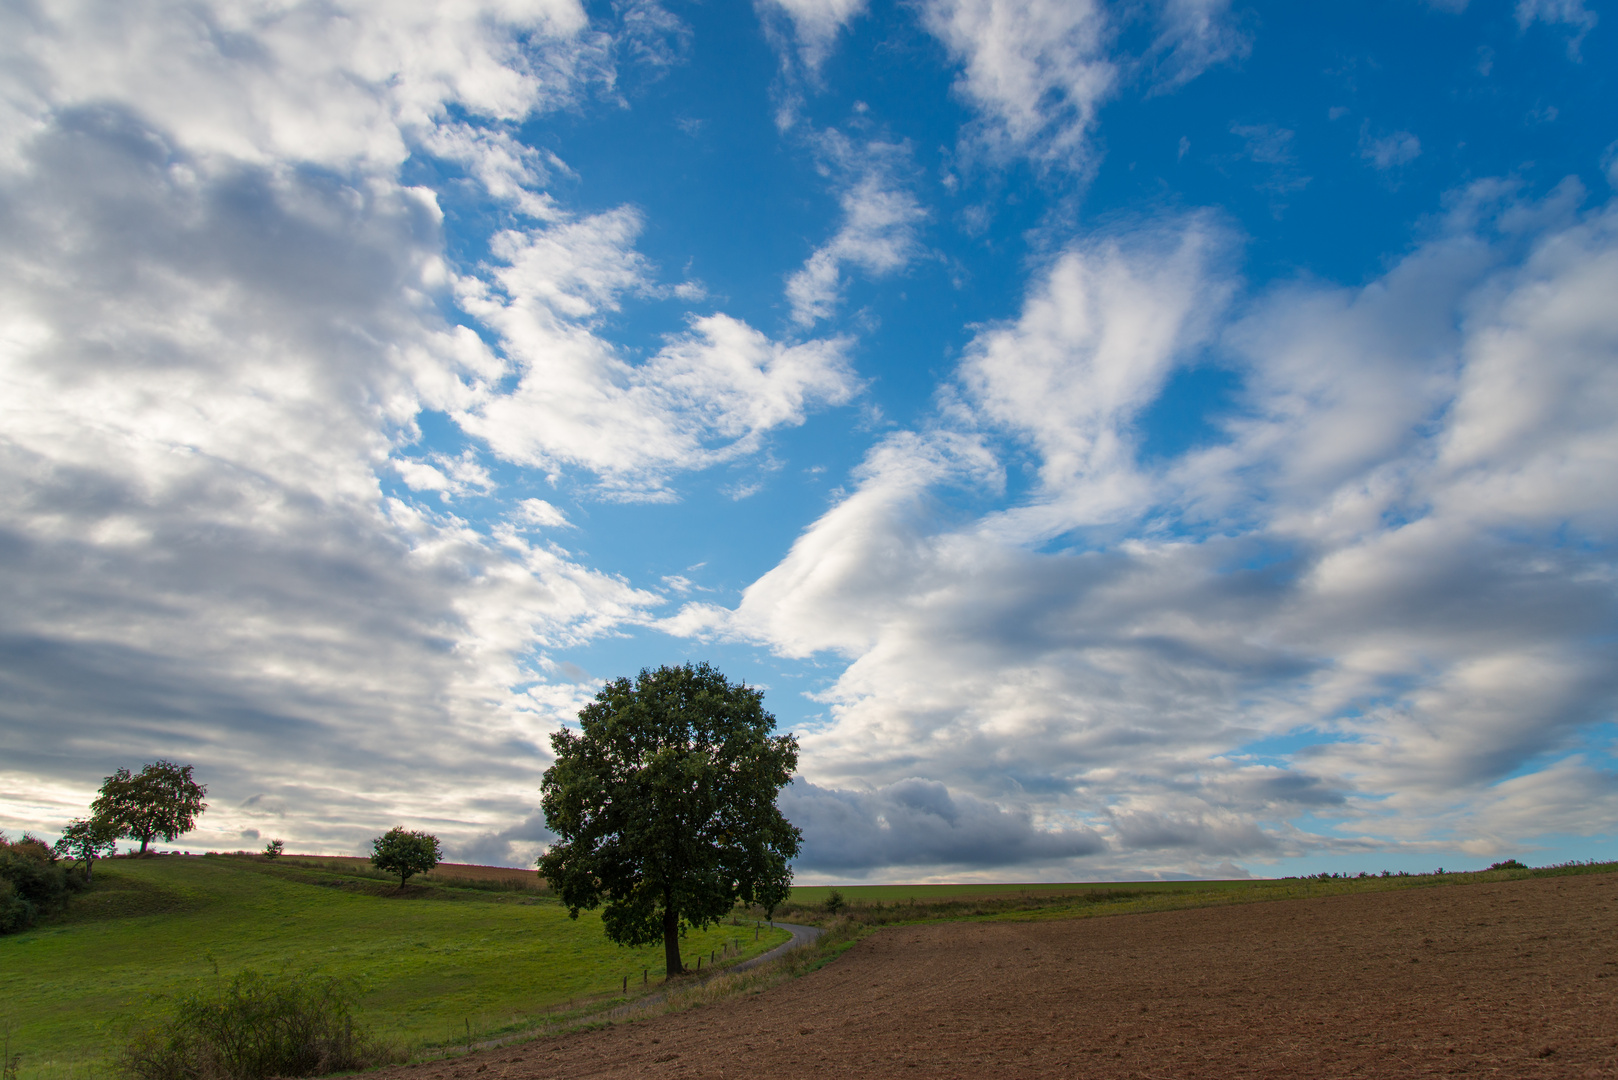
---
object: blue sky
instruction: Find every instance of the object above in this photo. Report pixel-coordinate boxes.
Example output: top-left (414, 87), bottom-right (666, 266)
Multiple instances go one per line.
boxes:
top-left (2, 0), bottom-right (1616, 882)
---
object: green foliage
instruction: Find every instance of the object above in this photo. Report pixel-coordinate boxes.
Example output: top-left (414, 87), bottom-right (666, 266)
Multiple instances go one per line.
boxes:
top-left (92, 762), bottom-right (208, 855)
top-left (116, 970), bottom-right (396, 1080)
top-left (0, 832), bottom-right (82, 935)
top-left (538, 662), bottom-right (802, 974)
top-left (1489, 858), bottom-right (1528, 870)
top-left (368, 829), bottom-right (440, 889)
top-left (261, 841), bottom-right (283, 859)
top-left (822, 890), bottom-right (845, 915)
top-left (52, 818), bottom-right (120, 881)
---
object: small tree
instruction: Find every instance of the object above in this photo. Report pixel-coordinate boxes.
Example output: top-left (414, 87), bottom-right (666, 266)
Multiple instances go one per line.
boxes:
top-left (263, 839), bottom-right (285, 859)
top-left (54, 817), bottom-right (120, 880)
top-left (91, 761), bottom-right (208, 855)
top-left (369, 828), bottom-right (440, 890)
top-left (539, 662), bottom-right (801, 976)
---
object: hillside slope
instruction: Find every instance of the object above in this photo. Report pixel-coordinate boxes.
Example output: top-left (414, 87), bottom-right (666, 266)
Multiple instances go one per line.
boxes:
top-left (0, 854), bottom-right (787, 1080)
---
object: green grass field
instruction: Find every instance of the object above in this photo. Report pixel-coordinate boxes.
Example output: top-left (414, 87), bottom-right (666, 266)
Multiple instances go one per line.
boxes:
top-left (0, 854), bottom-right (789, 1080)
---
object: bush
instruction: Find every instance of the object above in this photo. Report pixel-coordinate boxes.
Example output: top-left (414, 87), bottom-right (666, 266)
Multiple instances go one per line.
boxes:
top-left (0, 831), bottom-right (83, 934)
top-left (823, 889), bottom-right (845, 915)
top-left (117, 970), bottom-right (397, 1080)
top-left (1489, 859), bottom-right (1528, 871)
top-left (262, 839), bottom-right (284, 859)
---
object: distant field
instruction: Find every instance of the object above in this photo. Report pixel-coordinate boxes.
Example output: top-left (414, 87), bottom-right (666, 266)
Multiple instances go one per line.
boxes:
top-left (281, 855), bottom-right (543, 886)
top-left (779, 862), bottom-right (1618, 928)
top-left (786, 879), bottom-right (1253, 904)
top-left (0, 854), bottom-right (789, 1080)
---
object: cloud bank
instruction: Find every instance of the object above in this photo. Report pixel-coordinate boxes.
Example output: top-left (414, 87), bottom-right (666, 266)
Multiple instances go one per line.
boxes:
top-left (679, 183), bottom-right (1618, 878)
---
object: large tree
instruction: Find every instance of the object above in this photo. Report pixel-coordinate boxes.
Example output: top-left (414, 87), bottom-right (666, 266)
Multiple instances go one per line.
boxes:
top-left (91, 760), bottom-right (208, 855)
top-left (538, 663), bottom-right (801, 976)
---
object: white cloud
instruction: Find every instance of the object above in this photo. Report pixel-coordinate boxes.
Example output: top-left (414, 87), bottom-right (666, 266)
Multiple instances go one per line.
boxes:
top-left (689, 185), bottom-right (1618, 875)
top-left (920, 0), bottom-right (1116, 171)
top-left (918, 0), bottom-right (1245, 172)
top-left (393, 450), bottom-right (495, 497)
top-left (1360, 123), bottom-right (1422, 170)
top-left (455, 208), bottom-right (862, 494)
top-left (1515, 0), bottom-right (1598, 58)
top-left (757, 0), bottom-right (868, 72)
top-left (958, 216), bottom-right (1232, 534)
top-left (1147, 0), bottom-right (1251, 90)
top-left (0, 0), bottom-right (848, 860)
top-left (0, 0), bottom-right (602, 189)
top-left (786, 132), bottom-right (927, 326)
top-left (515, 498), bottom-right (572, 529)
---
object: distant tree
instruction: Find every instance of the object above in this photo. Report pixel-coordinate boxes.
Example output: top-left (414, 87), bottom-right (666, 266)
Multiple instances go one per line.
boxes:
top-left (538, 662), bottom-right (801, 976)
top-left (263, 839), bottom-right (285, 858)
top-left (53, 817), bottom-right (121, 880)
top-left (369, 828), bottom-right (440, 889)
top-left (91, 761), bottom-right (208, 855)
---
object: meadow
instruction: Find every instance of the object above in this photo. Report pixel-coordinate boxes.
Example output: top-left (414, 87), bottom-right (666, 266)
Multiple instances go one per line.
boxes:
top-left (0, 854), bottom-right (789, 1080)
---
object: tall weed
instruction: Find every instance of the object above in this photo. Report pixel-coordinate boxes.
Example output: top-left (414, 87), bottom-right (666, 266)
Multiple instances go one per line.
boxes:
top-left (116, 971), bottom-right (398, 1080)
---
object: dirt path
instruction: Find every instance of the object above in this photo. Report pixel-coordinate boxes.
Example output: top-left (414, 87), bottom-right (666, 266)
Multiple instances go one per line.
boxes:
top-left (379, 872), bottom-right (1618, 1078)
top-left (731, 921), bottom-right (822, 974)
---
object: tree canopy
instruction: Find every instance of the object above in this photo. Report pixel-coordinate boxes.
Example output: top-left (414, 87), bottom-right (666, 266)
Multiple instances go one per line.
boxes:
top-left (369, 828), bottom-right (440, 889)
top-left (53, 817), bottom-right (120, 880)
top-left (91, 760), bottom-right (208, 855)
top-left (538, 662), bottom-right (801, 975)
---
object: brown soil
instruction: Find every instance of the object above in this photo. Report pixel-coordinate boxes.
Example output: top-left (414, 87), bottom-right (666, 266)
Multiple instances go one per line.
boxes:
top-left (380, 872), bottom-right (1618, 1078)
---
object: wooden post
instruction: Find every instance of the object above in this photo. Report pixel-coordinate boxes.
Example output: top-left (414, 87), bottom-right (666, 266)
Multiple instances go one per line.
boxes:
top-left (622, 975), bottom-right (627, 993)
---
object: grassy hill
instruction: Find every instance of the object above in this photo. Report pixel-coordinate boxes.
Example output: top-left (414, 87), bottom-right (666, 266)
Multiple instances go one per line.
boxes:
top-left (0, 854), bottom-right (790, 1080)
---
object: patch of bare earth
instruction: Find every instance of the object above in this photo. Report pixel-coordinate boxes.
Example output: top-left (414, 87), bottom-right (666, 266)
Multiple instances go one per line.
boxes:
top-left (376, 872), bottom-right (1618, 1078)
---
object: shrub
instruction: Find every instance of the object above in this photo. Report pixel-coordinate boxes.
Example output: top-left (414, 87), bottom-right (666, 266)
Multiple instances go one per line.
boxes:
top-left (116, 970), bottom-right (397, 1080)
top-left (0, 831), bottom-right (83, 934)
top-left (1489, 859), bottom-right (1528, 871)
top-left (823, 890), bottom-right (845, 915)
top-left (262, 840), bottom-right (284, 859)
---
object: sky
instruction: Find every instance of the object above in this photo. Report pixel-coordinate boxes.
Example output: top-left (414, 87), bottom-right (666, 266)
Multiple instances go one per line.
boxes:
top-left (2, 0), bottom-right (1616, 883)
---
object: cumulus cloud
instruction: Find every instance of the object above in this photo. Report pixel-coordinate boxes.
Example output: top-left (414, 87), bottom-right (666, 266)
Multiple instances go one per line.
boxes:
top-left (918, 0), bottom-right (1244, 172)
top-left (689, 185), bottom-right (1618, 874)
top-left (756, 0), bottom-right (867, 72)
top-left (920, 0), bottom-right (1116, 171)
top-left (783, 778), bottom-right (1105, 874)
top-left (0, 0), bottom-right (850, 857)
top-left (455, 210), bottom-right (862, 495)
top-left (786, 132), bottom-right (927, 326)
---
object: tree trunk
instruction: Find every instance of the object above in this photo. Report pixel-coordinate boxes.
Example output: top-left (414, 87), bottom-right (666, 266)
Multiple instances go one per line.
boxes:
top-left (662, 897), bottom-right (682, 976)
top-left (138, 833), bottom-right (150, 855)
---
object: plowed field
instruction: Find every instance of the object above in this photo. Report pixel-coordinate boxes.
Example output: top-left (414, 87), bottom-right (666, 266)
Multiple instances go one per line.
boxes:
top-left (378, 871), bottom-right (1618, 1078)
